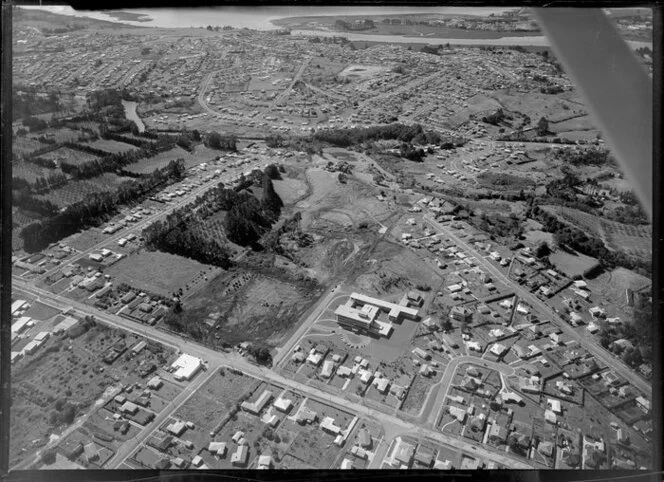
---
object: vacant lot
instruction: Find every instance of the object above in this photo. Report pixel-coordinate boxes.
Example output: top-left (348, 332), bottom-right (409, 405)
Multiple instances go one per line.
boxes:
top-left (105, 250), bottom-right (219, 297)
top-left (273, 176), bottom-right (308, 205)
top-left (171, 269), bottom-right (321, 346)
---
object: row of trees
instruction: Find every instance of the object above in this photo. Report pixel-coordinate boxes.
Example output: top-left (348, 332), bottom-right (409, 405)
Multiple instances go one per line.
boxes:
top-left (312, 123), bottom-right (466, 149)
top-left (21, 160), bottom-right (186, 252)
top-left (204, 131), bottom-right (238, 151)
top-left (60, 142), bottom-right (165, 180)
top-left (529, 205), bottom-right (651, 276)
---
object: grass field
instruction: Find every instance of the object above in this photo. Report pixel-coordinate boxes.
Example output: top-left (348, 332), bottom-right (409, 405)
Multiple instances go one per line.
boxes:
top-left (65, 228), bottom-right (109, 251)
top-left (104, 250), bottom-right (219, 297)
top-left (123, 146), bottom-right (195, 174)
top-left (548, 249), bottom-right (600, 279)
top-left (85, 138), bottom-right (138, 154)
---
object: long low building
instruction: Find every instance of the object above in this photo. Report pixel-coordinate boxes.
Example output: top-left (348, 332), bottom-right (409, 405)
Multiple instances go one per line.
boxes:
top-left (349, 293), bottom-right (419, 323)
top-left (334, 292), bottom-right (420, 337)
top-left (171, 354), bottom-right (203, 381)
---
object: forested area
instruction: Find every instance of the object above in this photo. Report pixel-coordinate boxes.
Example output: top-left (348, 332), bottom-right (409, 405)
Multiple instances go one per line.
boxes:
top-left (143, 167), bottom-right (284, 268)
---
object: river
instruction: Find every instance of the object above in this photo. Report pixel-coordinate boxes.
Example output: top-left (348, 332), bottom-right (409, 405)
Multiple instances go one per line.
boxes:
top-left (121, 100), bottom-right (145, 133)
top-left (21, 6), bottom-right (519, 30)
top-left (21, 6), bottom-right (651, 50)
top-left (289, 29), bottom-right (652, 50)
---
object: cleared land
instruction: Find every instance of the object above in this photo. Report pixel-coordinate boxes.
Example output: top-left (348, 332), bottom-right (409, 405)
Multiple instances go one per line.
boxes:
top-left (104, 250), bottom-right (218, 297)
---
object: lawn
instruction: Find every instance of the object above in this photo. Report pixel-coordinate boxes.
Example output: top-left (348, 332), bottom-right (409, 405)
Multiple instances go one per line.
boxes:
top-left (104, 250), bottom-right (219, 297)
top-left (549, 249), bottom-right (600, 279)
top-left (23, 300), bottom-right (61, 321)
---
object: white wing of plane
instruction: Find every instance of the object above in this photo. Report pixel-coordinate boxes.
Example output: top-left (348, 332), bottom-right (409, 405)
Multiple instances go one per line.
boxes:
top-left (533, 8), bottom-right (653, 220)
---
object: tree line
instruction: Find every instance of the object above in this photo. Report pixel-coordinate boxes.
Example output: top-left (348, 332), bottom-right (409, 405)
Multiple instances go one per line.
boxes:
top-left (311, 123), bottom-right (465, 149)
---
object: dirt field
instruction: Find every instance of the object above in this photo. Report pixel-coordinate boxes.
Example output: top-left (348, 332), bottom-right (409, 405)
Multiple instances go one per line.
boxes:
top-left (169, 268), bottom-right (321, 346)
top-left (105, 250), bottom-right (220, 297)
top-left (272, 177), bottom-right (308, 205)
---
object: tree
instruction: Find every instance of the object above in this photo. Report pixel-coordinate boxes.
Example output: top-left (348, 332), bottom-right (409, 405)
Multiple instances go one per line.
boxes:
top-left (441, 319), bottom-right (453, 332)
top-left (623, 347), bottom-right (642, 367)
top-left (41, 449), bottom-right (57, 465)
top-left (536, 117), bottom-right (550, 136)
top-left (535, 241), bottom-right (551, 258)
top-left (264, 164), bottom-right (281, 180)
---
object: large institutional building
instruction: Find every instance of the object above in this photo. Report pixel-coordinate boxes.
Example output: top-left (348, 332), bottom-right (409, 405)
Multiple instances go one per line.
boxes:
top-left (334, 292), bottom-right (420, 337)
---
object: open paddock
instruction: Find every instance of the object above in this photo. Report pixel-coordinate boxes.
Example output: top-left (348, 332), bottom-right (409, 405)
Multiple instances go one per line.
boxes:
top-left (124, 146), bottom-right (195, 174)
top-left (105, 250), bottom-right (219, 298)
top-left (85, 138), bottom-right (138, 154)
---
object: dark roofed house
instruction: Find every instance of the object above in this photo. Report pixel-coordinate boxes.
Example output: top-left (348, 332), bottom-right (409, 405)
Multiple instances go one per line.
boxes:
top-left (414, 445), bottom-right (434, 467)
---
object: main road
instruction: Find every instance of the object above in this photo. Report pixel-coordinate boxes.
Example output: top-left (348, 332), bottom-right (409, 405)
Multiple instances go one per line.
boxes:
top-left (422, 212), bottom-right (652, 395)
top-left (12, 281), bottom-right (534, 469)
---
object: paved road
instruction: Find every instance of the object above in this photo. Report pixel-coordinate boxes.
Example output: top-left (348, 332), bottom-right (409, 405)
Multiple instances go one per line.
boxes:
top-left (422, 212), bottom-right (652, 395)
top-left (12, 282), bottom-right (534, 469)
top-left (422, 356), bottom-right (515, 428)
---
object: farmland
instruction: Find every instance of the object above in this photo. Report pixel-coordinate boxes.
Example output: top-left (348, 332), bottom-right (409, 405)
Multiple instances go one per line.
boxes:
top-left (123, 146), bottom-right (202, 174)
top-left (35, 174), bottom-right (134, 209)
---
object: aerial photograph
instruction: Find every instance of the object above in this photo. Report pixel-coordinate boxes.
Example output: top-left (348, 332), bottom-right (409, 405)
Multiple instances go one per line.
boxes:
top-left (6, 5), bottom-right (653, 472)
